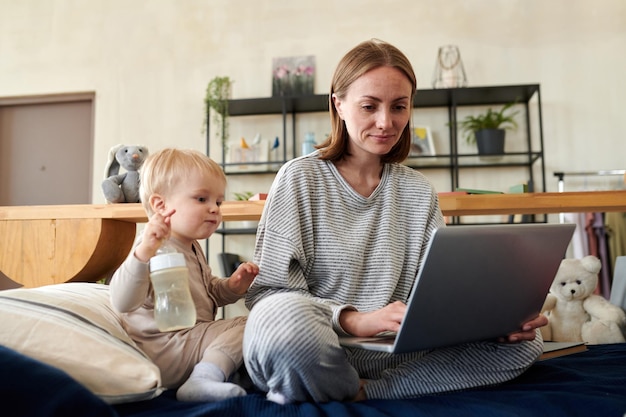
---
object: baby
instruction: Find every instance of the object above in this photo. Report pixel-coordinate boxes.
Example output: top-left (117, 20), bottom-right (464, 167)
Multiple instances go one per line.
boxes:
top-left (109, 147), bottom-right (258, 402)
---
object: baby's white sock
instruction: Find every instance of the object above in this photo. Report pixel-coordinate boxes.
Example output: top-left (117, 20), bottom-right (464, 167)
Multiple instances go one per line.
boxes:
top-left (266, 390), bottom-right (292, 405)
top-left (176, 362), bottom-right (246, 402)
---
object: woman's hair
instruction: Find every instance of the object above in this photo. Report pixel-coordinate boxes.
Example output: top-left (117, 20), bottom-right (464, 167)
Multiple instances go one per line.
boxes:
top-left (139, 148), bottom-right (226, 216)
top-left (318, 39), bottom-right (417, 163)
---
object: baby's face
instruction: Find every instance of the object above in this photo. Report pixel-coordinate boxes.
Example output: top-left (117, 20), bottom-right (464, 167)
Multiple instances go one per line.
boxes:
top-left (165, 172), bottom-right (225, 243)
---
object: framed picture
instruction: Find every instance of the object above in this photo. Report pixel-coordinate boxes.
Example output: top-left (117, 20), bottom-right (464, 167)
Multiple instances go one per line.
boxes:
top-left (272, 55), bottom-right (315, 96)
top-left (410, 126), bottom-right (435, 156)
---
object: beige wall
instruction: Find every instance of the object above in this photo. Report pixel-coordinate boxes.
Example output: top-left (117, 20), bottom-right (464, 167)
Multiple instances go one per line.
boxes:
top-left (2, 0), bottom-right (625, 264)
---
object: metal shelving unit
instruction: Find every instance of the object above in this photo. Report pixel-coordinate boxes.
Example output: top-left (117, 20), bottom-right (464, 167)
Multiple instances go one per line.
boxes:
top-left (208, 84), bottom-right (546, 246)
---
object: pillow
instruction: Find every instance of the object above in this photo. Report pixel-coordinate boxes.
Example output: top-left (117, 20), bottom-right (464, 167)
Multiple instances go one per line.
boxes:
top-left (0, 283), bottom-right (163, 404)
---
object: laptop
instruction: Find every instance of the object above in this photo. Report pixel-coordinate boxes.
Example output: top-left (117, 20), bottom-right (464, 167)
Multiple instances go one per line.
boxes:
top-left (338, 223), bottom-right (576, 354)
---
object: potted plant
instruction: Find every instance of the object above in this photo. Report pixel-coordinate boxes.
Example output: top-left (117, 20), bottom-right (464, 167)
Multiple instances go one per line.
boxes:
top-left (458, 102), bottom-right (519, 156)
top-left (233, 191), bottom-right (258, 229)
top-left (233, 191), bottom-right (254, 201)
top-left (204, 76), bottom-right (233, 151)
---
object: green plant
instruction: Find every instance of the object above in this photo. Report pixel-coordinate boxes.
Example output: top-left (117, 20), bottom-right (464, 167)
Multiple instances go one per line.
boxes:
top-left (204, 76), bottom-right (233, 148)
top-left (458, 102), bottom-right (519, 144)
top-left (233, 191), bottom-right (254, 201)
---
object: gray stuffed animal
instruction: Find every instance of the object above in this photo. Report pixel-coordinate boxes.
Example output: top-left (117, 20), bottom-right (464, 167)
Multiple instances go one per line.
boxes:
top-left (101, 144), bottom-right (149, 203)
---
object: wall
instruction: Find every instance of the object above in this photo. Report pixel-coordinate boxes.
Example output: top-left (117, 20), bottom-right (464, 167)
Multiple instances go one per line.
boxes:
top-left (1, 0), bottom-right (625, 265)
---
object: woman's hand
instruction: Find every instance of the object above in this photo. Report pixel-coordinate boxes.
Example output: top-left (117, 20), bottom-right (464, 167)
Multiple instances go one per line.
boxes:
top-left (498, 314), bottom-right (548, 343)
top-left (339, 301), bottom-right (407, 337)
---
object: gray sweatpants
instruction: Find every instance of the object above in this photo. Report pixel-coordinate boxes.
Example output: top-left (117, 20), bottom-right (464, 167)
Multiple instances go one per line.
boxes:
top-left (243, 292), bottom-right (543, 402)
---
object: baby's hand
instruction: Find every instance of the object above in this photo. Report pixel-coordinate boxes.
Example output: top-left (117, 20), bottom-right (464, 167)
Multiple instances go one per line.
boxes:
top-left (228, 261), bottom-right (259, 295)
top-left (135, 208), bottom-right (176, 262)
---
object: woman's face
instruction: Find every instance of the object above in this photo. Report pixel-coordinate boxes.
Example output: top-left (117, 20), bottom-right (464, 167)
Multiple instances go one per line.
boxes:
top-left (333, 66), bottom-right (412, 159)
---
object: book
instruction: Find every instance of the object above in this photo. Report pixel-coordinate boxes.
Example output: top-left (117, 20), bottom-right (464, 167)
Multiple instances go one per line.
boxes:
top-left (454, 187), bottom-right (504, 195)
top-left (437, 191), bottom-right (469, 196)
top-left (508, 183), bottom-right (529, 194)
top-left (539, 341), bottom-right (587, 360)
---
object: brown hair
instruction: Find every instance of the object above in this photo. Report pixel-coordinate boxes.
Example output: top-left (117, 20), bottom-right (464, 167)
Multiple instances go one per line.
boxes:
top-left (139, 148), bottom-right (226, 216)
top-left (318, 39), bottom-right (417, 163)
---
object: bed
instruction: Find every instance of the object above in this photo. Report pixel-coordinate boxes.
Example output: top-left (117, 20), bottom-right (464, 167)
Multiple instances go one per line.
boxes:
top-left (1, 191), bottom-right (626, 417)
top-left (2, 340), bottom-right (626, 417)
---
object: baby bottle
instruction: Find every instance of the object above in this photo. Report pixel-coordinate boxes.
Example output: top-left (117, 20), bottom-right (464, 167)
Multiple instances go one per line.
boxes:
top-left (149, 242), bottom-right (197, 331)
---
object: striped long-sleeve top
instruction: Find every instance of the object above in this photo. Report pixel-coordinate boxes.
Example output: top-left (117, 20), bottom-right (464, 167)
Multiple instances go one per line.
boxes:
top-left (245, 152), bottom-right (445, 335)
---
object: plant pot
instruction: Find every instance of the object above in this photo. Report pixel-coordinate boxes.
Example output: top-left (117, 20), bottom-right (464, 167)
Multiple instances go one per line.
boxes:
top-left (475, 129), bottom-right (505, 156)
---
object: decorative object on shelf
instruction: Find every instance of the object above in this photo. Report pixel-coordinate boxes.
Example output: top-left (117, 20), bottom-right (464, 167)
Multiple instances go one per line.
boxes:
top-left (102, 144), bottom-right (149, 204)
top-left (269, 136), bottom-right (281, 170)
top-left (409, 126), bottom-right (435, 157)
top-left (204, 76), bottom-right (232, 150)
top-left (249, 193), bottom-right (268, 201)
top-left (432, 45), bottom-right (468, 89)
top-left (272, 55), bottom-right (315, 96)
top-left (457, 102), bottom-right (519, 156)
top-left (301, 132), bottom-right (317, 156)
top-left (251, 133), bottom-right (262, 146)
top-left (229, 136), bottom-right (269, 170)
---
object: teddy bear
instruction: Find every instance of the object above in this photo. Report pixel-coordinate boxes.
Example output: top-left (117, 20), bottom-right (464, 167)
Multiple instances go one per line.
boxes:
top-left (101, 144), bottom-right (149, 204)
top-left (540, 255), bottom-right (626, 344)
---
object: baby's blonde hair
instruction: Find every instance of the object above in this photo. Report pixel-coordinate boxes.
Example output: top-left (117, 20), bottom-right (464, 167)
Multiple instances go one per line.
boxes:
top-left (139, 148), bottom-right (226, 216)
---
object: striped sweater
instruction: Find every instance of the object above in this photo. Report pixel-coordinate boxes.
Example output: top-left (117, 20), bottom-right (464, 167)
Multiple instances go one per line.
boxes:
top-left (245, 152), bottom-right (445, 332)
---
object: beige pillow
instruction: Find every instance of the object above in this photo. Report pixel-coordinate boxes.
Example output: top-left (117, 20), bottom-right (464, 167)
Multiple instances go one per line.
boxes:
top-left (0, 283), bottom-right (162, 404)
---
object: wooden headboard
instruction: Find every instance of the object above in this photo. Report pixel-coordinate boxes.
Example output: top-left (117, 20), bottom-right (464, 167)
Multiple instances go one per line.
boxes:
top-left (1, 190), bottom-right (625, 289)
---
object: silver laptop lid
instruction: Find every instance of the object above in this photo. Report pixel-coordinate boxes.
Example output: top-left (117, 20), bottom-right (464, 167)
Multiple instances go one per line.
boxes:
top-left (391, 223), bottom-right (575, 353)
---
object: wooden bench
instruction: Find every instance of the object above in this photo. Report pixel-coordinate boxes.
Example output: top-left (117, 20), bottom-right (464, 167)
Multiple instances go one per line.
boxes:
top-left (1, 191), bottom-right (625, 288)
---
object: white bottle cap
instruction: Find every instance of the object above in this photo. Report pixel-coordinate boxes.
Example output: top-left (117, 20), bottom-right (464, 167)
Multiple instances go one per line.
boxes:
top-left (150, 252), bottom-right (186, 272)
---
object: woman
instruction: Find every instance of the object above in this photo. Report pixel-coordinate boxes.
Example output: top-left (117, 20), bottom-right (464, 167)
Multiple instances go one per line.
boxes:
top-left (243, 39), bottom-right (547, 403)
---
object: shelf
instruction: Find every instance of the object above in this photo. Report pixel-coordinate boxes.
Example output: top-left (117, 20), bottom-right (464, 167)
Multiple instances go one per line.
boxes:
top-left (455, 152), bottom-right (543, 166)
top-left (419, 84), bottom-right (539, 107)
top-left (226, 84), bottom-right (540, 116)
top-left (210, 83), bottom-right (546, 251)
top-left (218, 85), bottom-right (544, 183)
top-left (222, 153), bottom-right (543, 173)
top-left (3, 191), bottom-right (623, 223)
top-left (20, 190), bottom-right (610, 225)
top-left (404, 152), bottom-right (542, 169)
top-left (404, 156), bottom-right (454, 169)
top-left (221, 160), bottom-right (283, 175)
top-left (211, 191), bottom-right (626, 219)
top-left (227, 95), bottom-right (329, 116)
top-left (215, 227), bottom-right (258, 235)
top-left (222, 151), bottom-right (542, 172)
top-left (3, 190), bottom-right (625, 288)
